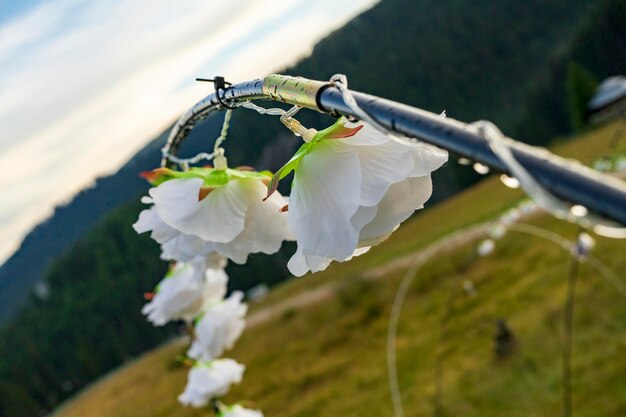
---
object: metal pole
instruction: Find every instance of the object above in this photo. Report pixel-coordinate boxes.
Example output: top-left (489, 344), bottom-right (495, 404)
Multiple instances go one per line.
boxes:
top-left (164, 75), bottom-right (626, 225)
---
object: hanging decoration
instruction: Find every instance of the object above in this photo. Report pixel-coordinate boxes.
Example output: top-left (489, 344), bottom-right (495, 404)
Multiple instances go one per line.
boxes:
top-left (133, 73), bottom-right (626, 416)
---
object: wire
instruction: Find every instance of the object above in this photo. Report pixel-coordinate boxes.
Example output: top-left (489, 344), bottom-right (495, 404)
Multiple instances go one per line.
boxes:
top-left (386, 219), bottom-right (624, 417)
top-left (387, 252), bottom-right (429, 417)
top-left (507, 223), bottom-right (626, 297)
top-left (161, 109), bottom-right (234, 168)
top-left (471, 120), bottom-right (626, 239)
top-left (239, 101), bottom-right (300, 118)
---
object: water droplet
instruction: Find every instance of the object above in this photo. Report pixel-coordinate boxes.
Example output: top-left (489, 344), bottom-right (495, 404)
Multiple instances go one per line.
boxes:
top-left (473, 162), bottom-right (490, 174)
top-left (499, 174), bottom-right (520, 189)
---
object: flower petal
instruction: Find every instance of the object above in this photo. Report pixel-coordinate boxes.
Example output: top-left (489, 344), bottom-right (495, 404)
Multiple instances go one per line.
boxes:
top-left (408, 142), bottom-right (449, 177)
top-left (142, 262), bottom-right (211, 326)
top-left (359, 176), bottom-right (433, 242)
top-left (287, 244), bottom-right (371, 276)
top-left (289, 141), bottom-right (362, 260)
top-left (221, 405), bottom-right (264, 417)
top-left (187, 291), bottom-right (246, 361)
top-left (347, 137), bottom-right (416, 206)
top-left (214, 180), bottom-right (291, 264)
top-left (134, 206), bottom-right (173, 239)
top-left (151, 178), bottom-right (249, 243)
top-left (178, 359), bottom-right (244, 407)
top-left (350, 205), bottom-right (378, 231)
top-left (287, 246), bottom-right (333, 277)
top-left (339, 120), bottom-right (388, 146)
top-left (159, 233), bottom-right (215, 262)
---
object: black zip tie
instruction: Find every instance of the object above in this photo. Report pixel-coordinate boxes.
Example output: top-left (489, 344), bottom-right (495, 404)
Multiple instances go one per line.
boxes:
top-left (196, 76), bottom-right (238, 109)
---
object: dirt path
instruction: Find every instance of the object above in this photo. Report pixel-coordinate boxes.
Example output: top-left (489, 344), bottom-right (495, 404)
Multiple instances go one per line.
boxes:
top-left (246, 169), bottom-right (625, 328)
top-left (246, 221), bottom-right (493, 328)
top-left (246, 199), bottom-right (548, 327)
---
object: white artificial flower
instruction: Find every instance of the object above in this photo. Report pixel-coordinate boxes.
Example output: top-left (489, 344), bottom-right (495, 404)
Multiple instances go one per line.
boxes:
top-left (134, 204), bottom-right (179, 244)
top-left (178, 359), bottom-right (245, 407)
top-left (134, 205), bottom-right (216, 263)
top-left (221, 404), bottom-right (264, 417)
top-left (145, 167), bottom-right (291, 264)
top-left (142, 261), bottom-right (228, 326)
top-left (188, 291), bottom-right (247, 361)
top-left (268, 118), bottom-right (447, 276)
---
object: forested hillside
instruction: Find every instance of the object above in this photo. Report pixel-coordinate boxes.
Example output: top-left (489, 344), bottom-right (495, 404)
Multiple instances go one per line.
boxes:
top-left (0, 122), bottom-right (217, 322)
top-left (2, 0), bottom-right (624, 415)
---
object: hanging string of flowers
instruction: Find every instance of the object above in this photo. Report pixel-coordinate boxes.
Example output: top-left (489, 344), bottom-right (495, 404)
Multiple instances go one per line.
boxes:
top-left (133, 81), bottom-right (449, 414)
top-left (132, 73), bottom-right (625, 415)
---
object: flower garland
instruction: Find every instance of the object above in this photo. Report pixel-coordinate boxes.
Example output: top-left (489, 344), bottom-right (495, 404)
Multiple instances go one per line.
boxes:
top-left (134, 113), bottom-right (448, 415)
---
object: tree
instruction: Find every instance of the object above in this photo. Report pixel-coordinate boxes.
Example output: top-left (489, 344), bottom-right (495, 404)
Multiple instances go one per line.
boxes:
top-left (565, 62), bottom-right (599, 132)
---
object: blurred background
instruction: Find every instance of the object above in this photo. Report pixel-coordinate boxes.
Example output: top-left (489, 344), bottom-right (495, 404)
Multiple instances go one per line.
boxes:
top-left (0, 0), bottom-right (625, 416)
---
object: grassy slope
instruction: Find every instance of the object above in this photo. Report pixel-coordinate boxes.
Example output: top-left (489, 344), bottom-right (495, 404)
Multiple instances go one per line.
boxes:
top-left (55, 123), bottom-right (626, 417)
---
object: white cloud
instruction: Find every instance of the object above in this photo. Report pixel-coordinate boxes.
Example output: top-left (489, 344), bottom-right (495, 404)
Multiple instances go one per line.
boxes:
top-left (0, 0), bottom-right (378, 264)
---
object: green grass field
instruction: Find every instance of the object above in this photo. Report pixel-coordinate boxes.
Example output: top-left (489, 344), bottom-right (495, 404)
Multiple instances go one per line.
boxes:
top-left (54, 122), bottom-right (626, 417)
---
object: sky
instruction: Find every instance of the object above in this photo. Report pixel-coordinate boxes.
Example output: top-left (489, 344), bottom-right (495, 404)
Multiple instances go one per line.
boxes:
top-left (0, 0), bottom-right (379, 265)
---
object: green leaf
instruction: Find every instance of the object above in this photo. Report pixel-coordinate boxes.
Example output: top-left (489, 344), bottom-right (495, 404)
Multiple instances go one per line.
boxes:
top-left (226, 168), bottom-right (272, 182)
top-left (264, 117), bottom-right (364, 199)
top-left (142, 166), bottom-right (274, 189)
top-left (264, 141), bottom-right (315, 200)
top-left (313, 117), bottom-right (363, 140)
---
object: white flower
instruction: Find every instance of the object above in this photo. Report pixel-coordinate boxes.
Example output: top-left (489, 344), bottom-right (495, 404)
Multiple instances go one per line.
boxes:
top-left (221, 404), bottom-right (264, 417)
top-left (134, 205), bottom-right (216, 263)
top-left (145, 167), bottom-right (291, 264)
top-left (178, 359), bottom-right (245, 407)
top-left (268, 118), bottom-right (447, 276)
top-left (188, 291), bottom-right (247, 361)
top-left (142, 261), bottom-right (228, 326)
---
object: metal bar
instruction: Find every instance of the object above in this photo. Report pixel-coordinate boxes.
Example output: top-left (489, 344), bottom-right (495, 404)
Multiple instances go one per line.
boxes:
top-left (318, 87), bottom-right (626, 225)
top-left (164, 74), bottom-right (626, 225)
